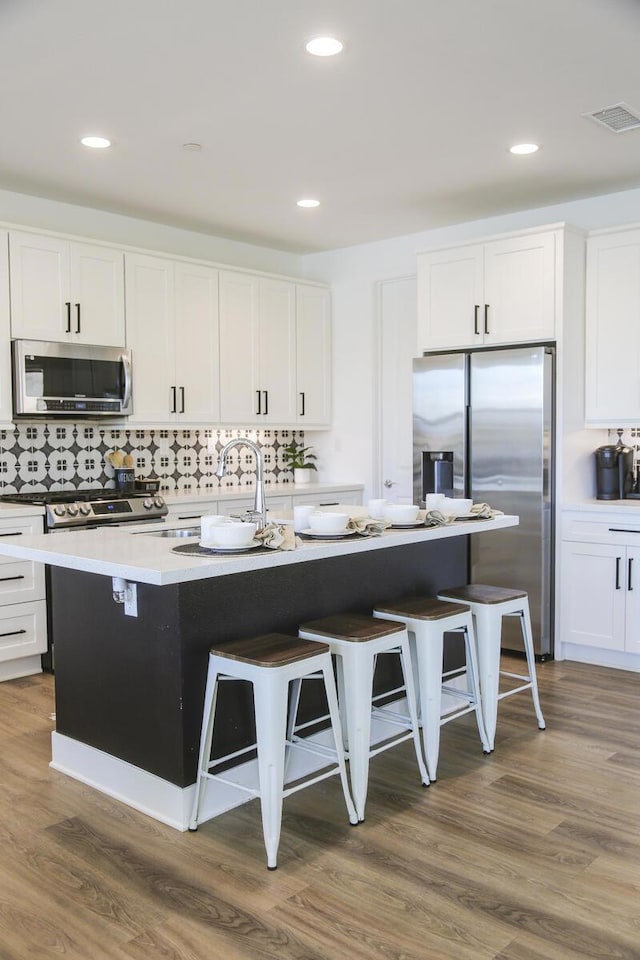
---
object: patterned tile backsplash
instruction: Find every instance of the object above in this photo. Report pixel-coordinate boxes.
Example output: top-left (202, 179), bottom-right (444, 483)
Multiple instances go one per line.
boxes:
top-left (0, 424), bottom-right (304, 494)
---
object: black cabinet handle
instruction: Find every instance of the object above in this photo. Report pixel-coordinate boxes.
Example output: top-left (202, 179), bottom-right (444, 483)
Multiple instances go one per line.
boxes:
top-left (629, 557), bottom-right (633, 591)
top-left (0, 531), bottom-right (23, 537)
top-left (179, 386), bottom-right (185, 414)
top-left (263, 390), bottom-right (268, 415)
top-left (484, 303), bottom-right (490, 335)
top-left (616, 556), bottom-right (621, 589)
top-left (0, 574), bottom-right (25, 583)
top-left (474, 304), bottom-right (479, 336)
top-left (256, 390), bottom-right (262, 415)
top-left (65, 301), bottom-right (71, 333)
top-left (170, 386), bottom-right (177, 413)
top-left (300, 391), bottom-right (305, 416)
top-left (75, 303), bottom-right (81, 334)
top-left (0, 628), bottom-right (26, 639)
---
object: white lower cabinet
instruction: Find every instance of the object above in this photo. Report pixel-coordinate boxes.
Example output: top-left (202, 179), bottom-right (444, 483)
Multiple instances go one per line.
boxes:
top-left (561, 512), bottom-right (640, 660)
top-left (0, 514), bottom-right (46, 680)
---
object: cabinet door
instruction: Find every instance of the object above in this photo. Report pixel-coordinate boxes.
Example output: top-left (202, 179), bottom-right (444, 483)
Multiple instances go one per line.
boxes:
top-left (562, 542), bottom-right (625, 650)
top-left (624, 547), bottom-right (640, 653)
top-left (9, 231), bottom-right (71, 341)
top-left (174, 262), bottom-right (220, 423)
top-left (0, 232), bottom-right (12, 424)
top-left (296, 285), bottom-right (331, 426)
top-left (417, 245), bottom-right (483, 351)
top-left (585, 231), bottom-right (640, 424)
top-left (219, 271), bottom-right (260, 424)
top-left (258, 278), bottom-right (297, 423)
top-left (70, 242), bottom-right (125, 347)
top-left (483, 232), bottom-right (556, 344)
top-left (125, 254), bottom-right (175, 424)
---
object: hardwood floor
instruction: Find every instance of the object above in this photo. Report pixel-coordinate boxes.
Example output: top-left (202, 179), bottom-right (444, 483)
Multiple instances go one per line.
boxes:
top-left (0, 656), bottom-right (638, 960)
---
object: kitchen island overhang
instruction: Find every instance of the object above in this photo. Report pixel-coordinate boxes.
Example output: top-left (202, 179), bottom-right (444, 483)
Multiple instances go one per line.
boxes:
top-left (0, 516), bottom-right (518, 830)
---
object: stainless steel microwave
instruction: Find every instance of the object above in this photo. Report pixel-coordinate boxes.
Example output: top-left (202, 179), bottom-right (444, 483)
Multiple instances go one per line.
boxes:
top-left (12, 340), bottom-right (132, 418)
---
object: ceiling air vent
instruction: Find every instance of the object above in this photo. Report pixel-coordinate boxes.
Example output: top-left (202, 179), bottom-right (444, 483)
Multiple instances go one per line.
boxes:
top-left (585, 102), bottom-right (640, 133)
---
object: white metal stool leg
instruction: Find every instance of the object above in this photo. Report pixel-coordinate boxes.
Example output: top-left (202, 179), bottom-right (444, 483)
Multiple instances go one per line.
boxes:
top-left (505, 607), bottom-right (546, 730)
top-left (253, 672), bottom-right (288, 869)
top-left (189, 656), bottom-right (220, 831)
top-left (471, 604), bottom-right (502, 752)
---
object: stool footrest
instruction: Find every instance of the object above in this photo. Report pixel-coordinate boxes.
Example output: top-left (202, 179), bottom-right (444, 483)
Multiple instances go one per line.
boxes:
top-left (368, 730), bottom-right (415, 759)
top-left (498, 682), bottom-right (533, 701)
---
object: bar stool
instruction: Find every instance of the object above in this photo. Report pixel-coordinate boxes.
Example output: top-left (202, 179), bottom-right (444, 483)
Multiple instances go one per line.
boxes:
top-left (298, 613), bottom-right (429, 822)
top-left (372, 597), bottom-right (490, 781)
top-left (189, 633), bottom-right (357, 870)
top-left (437, 584), bottom-right (546, 751)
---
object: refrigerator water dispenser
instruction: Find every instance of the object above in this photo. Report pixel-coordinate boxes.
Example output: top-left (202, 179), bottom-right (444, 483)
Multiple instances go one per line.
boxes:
top-left (422, 451), bottom-right (454, 500)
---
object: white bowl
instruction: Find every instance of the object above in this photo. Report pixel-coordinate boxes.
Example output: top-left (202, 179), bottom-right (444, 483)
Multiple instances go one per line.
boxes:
top-left (424, 493), bottom-right (446, 510)
top-left (440, 498), bottom-right (473, 516)
top-left (200, 514), bottom-right (231, 541)
top-left (204, 521), bottom-right (257, 548)
top-left (308, 511), bottom-right (349, 535)
top-left (383, 503), bottom-right (420, 524)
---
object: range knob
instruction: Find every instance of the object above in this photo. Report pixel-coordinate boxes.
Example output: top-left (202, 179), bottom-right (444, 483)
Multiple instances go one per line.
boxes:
top-left (152, 496), bottom-right (165, 508)
top-left (53, 505), bottom-right (66, 517)
top-left (67, 503), bottom-right (79, 517)
top-left (78, 503), bottom-right (92, 516)
top-left (143, 498), bottom-right (154, 510)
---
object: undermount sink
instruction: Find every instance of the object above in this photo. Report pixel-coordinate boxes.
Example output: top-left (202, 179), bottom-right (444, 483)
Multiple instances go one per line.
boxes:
top-left (144, 527), bottom-right (200, 538)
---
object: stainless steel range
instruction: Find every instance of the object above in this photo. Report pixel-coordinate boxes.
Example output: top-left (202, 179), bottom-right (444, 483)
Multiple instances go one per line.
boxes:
top-left (0, 488), bottom-right (167, 531)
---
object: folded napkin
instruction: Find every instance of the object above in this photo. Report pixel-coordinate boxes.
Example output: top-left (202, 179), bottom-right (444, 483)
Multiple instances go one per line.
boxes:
top-left (470, 502), bottom-right (504, 519)
top-left (256, 522), bottom-right (297, 551)
top-left (421, 508), bottom-right (455, 527)
top-left (347, 516), bottom-right (390, 537)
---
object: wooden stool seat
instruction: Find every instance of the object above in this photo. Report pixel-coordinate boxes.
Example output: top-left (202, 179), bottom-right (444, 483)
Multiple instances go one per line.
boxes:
top-left (439, 584), bottom-right (527, 605)
top-left (438, 583), bottom-right (545, 751)
top-left (374, 596), bottom-right (470, 621)
top-left (211, 633), bottom-right (329, 666)
top-left (190, 632), bottom-right (356, 869)
top-left (298, 612), bottom-right (428, 820)
top-left (299, 612), bottom-right (405, 642)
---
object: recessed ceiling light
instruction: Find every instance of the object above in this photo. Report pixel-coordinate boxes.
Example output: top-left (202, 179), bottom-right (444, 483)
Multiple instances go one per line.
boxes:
top-left (297, 198), bottom-right (320, 208)
top-left (80, 135), bottom-right (111, 149)
top-left (305, 36), bottom-right (344, 57)
top-left (182, 142), bottom-right (202, 151)
top-left (509, 142), bottom-right (540, 155)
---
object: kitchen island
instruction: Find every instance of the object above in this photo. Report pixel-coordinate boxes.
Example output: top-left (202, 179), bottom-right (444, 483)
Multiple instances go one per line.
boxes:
top-left (0, 514), bottom-right (517, 828)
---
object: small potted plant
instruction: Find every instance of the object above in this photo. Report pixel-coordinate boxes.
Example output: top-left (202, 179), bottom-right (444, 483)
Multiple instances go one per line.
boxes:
top-left (282, 442), bottom-right (318, 484)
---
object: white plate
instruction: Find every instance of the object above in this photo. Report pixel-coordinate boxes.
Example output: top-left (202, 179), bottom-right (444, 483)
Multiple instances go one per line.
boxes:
top-left (301, 527), bottom-right (353, 539)
top-left (390, 520), bottom-right (424, 528)
top-left (198, 538), bottom-right (262, 552)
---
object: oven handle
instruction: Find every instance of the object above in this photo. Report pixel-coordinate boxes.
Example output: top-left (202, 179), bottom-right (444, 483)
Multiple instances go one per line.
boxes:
top-left (121, 353), bottom-right (132, 410)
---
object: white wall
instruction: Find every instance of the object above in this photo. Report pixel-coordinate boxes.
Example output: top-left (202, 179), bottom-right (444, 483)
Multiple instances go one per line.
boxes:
top-left (0, 187), bottom-right (301, 277)
top-left (302, 187), bottom-right (640, 498)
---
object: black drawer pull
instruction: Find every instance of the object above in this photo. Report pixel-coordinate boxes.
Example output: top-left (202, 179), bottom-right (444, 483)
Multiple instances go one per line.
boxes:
top-left (0, 628), bottom-right (27, 639)
top-left (0, 531), bottom-right (23, 537)
top-left (608, 528), bottom-right (640, 533)
top-left (0, 575), bottom-right (25, 583)
top-left (319, 502), bottom-right (339, 506)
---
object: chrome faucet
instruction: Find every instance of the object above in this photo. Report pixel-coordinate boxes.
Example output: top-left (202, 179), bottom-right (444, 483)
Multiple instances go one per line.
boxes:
top-left (215, 438), bottom-right (267, 529)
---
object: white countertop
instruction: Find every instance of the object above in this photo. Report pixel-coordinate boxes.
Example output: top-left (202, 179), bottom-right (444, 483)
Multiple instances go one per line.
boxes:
top-left (0, 502), bottom-right (46, 519)
top-left (0, 514), bottom-right (518, 586)
top-left (563, 499), bottom-right (640, 514)
top-left (163, 482), bottom-right (364, 505)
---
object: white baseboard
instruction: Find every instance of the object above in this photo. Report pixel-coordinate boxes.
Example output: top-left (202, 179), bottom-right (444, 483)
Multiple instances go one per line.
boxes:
top-left (0, 655), bottom-right (42, 682)
top-left (50, 702), bottom-right (428, 831)
top-left (558, 643), bottom-right (640, 673)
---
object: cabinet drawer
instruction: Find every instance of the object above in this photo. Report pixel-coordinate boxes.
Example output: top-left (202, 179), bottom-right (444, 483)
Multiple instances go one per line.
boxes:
top-left (0, 600), bottom-right (47, 664)
top-left (0, 560), bottom-right (45, 604)
top-left (562, 513), bottom-right (640, 543)
top-left (0, 516), bottom-right (44, 550)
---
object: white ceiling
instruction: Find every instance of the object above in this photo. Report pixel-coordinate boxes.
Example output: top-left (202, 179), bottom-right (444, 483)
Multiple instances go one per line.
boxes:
top-left (2, 0), bottom-right (640, 254)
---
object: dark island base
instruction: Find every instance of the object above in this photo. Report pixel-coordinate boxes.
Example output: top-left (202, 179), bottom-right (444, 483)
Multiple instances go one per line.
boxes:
top-left (51, 537), bottom-right (467, 788)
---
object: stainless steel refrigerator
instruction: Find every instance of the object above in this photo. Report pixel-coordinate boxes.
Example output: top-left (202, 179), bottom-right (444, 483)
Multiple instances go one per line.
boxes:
top-left (413, 345), bottom-right (554, 657)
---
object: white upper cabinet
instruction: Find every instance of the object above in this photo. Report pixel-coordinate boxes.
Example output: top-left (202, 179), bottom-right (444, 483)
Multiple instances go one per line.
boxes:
top-left (296, 285), bottom-right (331, 426)
top-left (585, 227), bottom-right (640, 425)
top-left (125, 253), bottom-right (219, 424)
top-left (0, 232), bottom-right (12, 424)
top-left (417, 229), bottom-right (556, 352)
top-left (219, 272), bottom-right (329, 427)
top-left (9, 231), bottom-right (125, 346)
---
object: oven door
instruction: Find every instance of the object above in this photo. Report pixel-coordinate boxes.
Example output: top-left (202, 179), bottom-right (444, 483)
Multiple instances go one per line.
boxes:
top-left (12, 339), bottom-right (132, 417)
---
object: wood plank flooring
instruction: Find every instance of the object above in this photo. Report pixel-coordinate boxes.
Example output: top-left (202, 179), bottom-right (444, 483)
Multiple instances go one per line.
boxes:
top-left (0, 656), bottom-right (638, 960)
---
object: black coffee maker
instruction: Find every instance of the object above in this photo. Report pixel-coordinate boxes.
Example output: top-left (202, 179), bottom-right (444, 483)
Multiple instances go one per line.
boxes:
top-left (595, 440), bottom-right (635, 500)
